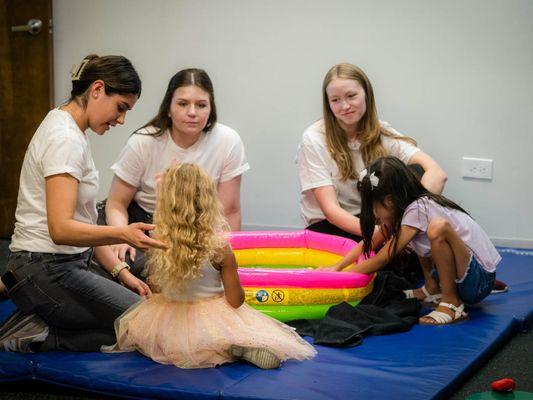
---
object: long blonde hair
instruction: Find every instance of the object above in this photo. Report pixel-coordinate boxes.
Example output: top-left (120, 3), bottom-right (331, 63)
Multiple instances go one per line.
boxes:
top-left (322, 63), bottom-right (416, 181)
top-left (146, 163), bottom-right (229, 295)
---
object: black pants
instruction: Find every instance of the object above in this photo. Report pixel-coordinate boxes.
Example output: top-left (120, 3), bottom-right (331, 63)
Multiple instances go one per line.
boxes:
top-left (307, 219), bottom-right (362, 242)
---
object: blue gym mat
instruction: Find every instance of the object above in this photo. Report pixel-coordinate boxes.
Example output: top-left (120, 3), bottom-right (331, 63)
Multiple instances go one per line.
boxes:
top-left (0, 247), bottom-right (531, 399)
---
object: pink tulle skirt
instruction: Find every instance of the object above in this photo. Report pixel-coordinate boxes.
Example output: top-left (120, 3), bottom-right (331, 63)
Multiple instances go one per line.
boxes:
top-left (104, 294), bottom-right (316, 369)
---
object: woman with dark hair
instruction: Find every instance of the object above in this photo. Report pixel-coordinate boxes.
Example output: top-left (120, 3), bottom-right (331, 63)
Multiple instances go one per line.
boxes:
top-left (0, 55), bottom-right (166, 353)
top-left (102, 68), bottom-right (249, 271)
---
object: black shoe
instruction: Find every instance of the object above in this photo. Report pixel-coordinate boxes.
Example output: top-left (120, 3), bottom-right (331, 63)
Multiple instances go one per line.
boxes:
top-left (0, 313), bottom-right (48, 352)
top-left (230, 345), bottom-right (281, 369)
top-left (491, 279), bottom-right (509, 294)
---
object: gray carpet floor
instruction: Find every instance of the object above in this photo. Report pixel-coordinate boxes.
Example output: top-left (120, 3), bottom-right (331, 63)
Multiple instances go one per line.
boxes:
top-left (0, 240), bottom-right (531, 399)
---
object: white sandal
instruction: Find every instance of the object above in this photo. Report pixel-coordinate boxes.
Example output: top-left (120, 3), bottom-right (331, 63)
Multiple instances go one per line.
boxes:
top-left (419, 302), bottom-right (469, 325)
top-left (403, 285), bottom-right (442, 307)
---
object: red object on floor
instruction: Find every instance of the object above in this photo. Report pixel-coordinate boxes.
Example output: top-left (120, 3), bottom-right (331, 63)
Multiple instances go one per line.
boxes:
top-left (491, 378), bottom-right (516, 392)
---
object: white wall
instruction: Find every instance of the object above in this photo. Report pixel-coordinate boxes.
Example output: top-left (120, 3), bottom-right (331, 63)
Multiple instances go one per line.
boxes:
top-left (53, 0), bottom-right (533, 247)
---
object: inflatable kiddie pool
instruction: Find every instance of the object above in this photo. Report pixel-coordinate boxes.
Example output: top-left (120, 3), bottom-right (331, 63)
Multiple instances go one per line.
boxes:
top-left (230, 230), bottom-right (374, 322)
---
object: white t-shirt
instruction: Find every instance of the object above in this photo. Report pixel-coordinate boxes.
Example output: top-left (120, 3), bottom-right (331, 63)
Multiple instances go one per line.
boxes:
top-left (402, 197), bottom-right (500, 272)
top-left (111, 123), bottom-right (250, 214)
top-left (164, 259), bottom-right (224, 301)
top-left (296, 119), bottom-right (420, 226)
top-left (10, 109), bottom-right (99, 254)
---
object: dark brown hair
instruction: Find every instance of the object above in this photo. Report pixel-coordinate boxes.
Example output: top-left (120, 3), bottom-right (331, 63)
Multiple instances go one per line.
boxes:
top-left (358, 156), bottom-right (468, 259)
top-left (69, 54), bottom-right (141, 106)
top-left (138, 68), bottom-right (217, 136)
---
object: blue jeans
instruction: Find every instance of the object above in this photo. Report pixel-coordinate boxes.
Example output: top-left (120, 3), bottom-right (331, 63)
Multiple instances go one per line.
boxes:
top-left (431, 255), bottom-right (495, 304)
top-left (4, 250), bottom-right (139, 351)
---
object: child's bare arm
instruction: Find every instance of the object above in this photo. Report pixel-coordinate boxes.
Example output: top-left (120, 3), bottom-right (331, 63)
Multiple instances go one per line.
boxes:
top-left (320, 226), bottom-right (384, 271)
top-left (220, 246), bottom-right (245, 308)
top-left (320, 241), bottom-right (364, 271)
top-left (343, 225), bottom-right (419, 274)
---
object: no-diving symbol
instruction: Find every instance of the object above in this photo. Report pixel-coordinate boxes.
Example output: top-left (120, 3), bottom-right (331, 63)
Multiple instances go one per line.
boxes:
top-left (271, 290), bottom-right (285, 303)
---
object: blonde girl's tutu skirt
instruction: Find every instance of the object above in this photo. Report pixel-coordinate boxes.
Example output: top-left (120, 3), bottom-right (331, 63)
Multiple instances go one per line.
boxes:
top-left (102, 294), bottom-right (316, 369)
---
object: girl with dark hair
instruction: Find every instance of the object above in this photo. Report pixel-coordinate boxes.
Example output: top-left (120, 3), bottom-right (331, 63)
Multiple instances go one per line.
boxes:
top-left (102, 68), bottom-right (249, 273)
top-left (323, 156), bottom-right (500, 325)
top-left (0, 55), bottom-right (166, 353)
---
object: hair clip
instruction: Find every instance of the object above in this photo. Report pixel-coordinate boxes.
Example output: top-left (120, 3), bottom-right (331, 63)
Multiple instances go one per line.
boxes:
top-left (70, 58), bottom-right (90, 81)
top-left (359, 169), bottom-right (379, 189)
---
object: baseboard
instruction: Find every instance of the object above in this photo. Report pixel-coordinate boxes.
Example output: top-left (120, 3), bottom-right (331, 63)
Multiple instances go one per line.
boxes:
top-left (491, 237), bottom-right (533, 250)
top-left (241, 223), bottom-right (304, 231)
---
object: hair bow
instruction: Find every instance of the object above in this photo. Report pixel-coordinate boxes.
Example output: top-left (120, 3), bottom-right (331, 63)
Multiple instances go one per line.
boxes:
top-left (359, 169), bottom-right (379, 189)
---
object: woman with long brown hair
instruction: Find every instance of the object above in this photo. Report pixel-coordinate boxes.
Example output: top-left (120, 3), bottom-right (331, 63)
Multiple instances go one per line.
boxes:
top-left (102, 69), bottom-right (249, 274)
top-left (296, 63), bottom-right (447, 241)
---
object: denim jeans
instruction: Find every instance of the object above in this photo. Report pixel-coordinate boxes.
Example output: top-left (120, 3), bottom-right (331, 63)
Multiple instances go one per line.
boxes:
top-left (431, 254), bottom-right (496, 304)
top-left (5, 250), bottom-right (139, 351)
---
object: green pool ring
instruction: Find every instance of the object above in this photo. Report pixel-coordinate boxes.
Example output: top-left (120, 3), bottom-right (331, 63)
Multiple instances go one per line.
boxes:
top-left (466, 391), bottom-right (533, 400)
top-left (242, 264), bottom-right (313, 269)
top-left (251, 301), bottom-right (360, 322)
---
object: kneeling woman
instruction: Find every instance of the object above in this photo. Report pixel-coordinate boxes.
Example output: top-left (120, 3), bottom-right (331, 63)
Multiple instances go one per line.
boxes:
top-left (0, 55), bottom-right (166, 352)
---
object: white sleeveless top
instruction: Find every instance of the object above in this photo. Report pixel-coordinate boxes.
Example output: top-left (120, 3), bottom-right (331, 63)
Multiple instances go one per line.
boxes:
top-left (166, 260), bottom-right (225, 301)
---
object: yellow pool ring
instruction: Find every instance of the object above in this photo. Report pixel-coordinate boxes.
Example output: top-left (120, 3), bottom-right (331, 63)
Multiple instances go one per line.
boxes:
top-left (234, 248), bottom-right (342, 267)
top-left (245, 282), bottom-right (373, 306)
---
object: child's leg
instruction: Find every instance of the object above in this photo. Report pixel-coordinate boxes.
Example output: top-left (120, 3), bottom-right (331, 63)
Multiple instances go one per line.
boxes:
top-left (420, 218), bottom-right (470, 323)
top-left (410, 256), bottom-right (440, 300)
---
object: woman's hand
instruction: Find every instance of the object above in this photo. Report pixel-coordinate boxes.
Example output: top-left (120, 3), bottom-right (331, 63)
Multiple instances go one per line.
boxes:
top-left (118, 269), bottom-right (152, 297)
top-left (408, 151), bottom-right (448, 194)
top-left (121, 223), bottom-right (168, 251)
top-left (111, 243), bottom-right (137, 262)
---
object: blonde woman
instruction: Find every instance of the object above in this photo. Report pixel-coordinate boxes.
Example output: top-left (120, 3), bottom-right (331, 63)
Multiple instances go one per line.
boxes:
top-left (104, 163), bottom-right (316, 369)
top-left (296, 63), bottom-right (447, 241)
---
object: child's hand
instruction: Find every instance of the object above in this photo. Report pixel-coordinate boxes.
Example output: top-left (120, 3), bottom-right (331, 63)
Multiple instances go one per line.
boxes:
top-left (317, 264), bottom-right (342, 272)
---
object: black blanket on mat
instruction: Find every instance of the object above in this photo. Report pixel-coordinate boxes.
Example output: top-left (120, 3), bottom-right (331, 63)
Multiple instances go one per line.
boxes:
top-left (288, 271), bottom-right (421, 347)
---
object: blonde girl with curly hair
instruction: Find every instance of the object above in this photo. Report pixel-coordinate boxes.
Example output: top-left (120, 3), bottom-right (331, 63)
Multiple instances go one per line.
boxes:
top-left (104, 163), bottom-right (316, 369)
